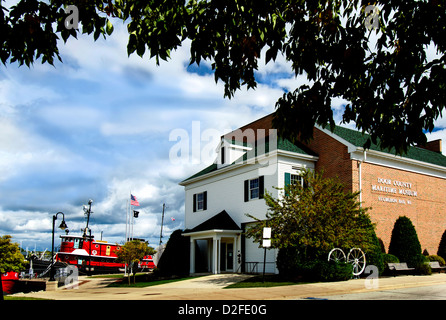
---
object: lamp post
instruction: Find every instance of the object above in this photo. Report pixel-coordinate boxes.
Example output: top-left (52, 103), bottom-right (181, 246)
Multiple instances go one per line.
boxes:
top-left (50, 212), bottom-right (68, 281)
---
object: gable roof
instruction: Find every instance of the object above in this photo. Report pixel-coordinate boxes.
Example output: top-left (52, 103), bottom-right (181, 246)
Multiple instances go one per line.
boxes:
top-left (331, 126), bottom-right (446, 168)
top-left (180, 114), bottom-right (446, 185)
top-left (188, 210), bottom-right (241, 232)
top-left (180, 137), bottom-right (317, 184)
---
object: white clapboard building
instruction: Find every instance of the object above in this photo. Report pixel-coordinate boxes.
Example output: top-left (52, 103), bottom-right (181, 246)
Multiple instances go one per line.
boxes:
top-left (180, 114), bottom-right (319, 274)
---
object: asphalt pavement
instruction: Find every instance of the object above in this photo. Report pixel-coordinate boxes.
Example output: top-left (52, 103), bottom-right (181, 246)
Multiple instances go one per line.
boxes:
top-left (9, 272), bottom-right (446, 300)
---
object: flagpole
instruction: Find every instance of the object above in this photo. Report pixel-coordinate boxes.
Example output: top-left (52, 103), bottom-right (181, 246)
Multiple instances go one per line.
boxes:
top-left (125, 199), bottom-right (129, 243)
top-left (129, 198), bottom-right (131, 241)
top-left (159, 203), bottom-right (165, 246)
top-left (124, 199), bottom-right (129, 277)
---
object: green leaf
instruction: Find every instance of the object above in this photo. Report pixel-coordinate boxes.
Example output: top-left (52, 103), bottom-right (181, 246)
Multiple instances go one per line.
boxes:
top-left (106, 19), bottom-right (114, 36)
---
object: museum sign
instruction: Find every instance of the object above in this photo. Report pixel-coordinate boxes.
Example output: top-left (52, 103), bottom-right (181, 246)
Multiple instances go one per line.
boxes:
top-left (371, 177), bottom-right (417, 205)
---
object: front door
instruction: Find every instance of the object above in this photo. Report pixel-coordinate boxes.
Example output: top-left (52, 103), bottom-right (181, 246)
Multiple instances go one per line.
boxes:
top-left (220, 242), bottom-right (234, 272)
top-left (226, 243), bottom-right (233, 270)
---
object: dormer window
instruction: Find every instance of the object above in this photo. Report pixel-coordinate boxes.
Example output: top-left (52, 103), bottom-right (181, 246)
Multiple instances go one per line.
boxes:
top-left (221, 146), bottom-right (225, 165)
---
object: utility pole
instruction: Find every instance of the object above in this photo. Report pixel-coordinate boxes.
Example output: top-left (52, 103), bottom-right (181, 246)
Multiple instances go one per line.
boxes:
top-left (159, 203), bottom-right (165, 246)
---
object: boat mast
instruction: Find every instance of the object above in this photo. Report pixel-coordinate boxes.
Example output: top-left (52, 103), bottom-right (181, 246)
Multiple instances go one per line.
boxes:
top-left (83, 199), bottom-right (93, 237)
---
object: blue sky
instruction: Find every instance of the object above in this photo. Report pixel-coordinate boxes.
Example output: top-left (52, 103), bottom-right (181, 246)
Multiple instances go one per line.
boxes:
top-left (1, 15), bottom-right (445, 253)
top-left (0, 21), bottom-right (309, 251)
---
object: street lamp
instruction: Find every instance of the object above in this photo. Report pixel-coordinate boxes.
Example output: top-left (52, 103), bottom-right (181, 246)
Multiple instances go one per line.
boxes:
top-left (50, 212), bottom-right (68, 281)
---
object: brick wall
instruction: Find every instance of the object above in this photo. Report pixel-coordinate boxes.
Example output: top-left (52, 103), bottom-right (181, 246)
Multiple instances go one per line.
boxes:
top-left (232, 114), bottom-right (446, 255)
top-left (308, 127), bottom-right (446, 255)
top-left (359, 162), bottom-right (446, 255)
top-left (304, 127), bottom-right (354, 192)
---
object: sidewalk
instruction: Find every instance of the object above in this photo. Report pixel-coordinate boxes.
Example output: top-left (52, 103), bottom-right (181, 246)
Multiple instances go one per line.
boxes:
top-left (10, 273), bottom-right (446, 300)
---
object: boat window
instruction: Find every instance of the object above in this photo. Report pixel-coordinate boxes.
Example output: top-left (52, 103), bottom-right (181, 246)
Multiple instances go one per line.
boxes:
top-left (73, 238), bottom-right (83, 249)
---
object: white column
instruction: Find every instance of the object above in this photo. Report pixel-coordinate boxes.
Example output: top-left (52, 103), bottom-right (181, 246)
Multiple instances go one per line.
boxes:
top-left (213, 236), bottom-right (222, 274)
top-left (190, 238), bottom-right (195, 274)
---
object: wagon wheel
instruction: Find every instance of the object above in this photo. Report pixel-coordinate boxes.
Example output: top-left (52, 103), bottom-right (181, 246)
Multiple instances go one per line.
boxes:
top-left (347, 248), bottom-right (366, 276)
top-left (327, 248), bottom-right (346, 263)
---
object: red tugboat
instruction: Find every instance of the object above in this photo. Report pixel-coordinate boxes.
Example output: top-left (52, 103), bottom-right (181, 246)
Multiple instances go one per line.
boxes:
top-left (1, 272), bottom-right (19, 294)
top-left (55, 200), bottom-right (155, 274)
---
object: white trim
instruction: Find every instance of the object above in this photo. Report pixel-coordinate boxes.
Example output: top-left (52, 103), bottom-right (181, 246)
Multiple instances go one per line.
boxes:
top-left (182, 229), bottom-right (241, 238)
top-left (351, 148), bottom-right (446, 178)
top-left (180, 150), bottom-right (318, 187)
top-left (317, 125), bottom-right (446, 178)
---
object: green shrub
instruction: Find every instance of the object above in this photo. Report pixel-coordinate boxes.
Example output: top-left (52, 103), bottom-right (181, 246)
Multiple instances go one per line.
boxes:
top-left (317, 261), bottom-right (353, 282)
top-left (415, 263), bottom-right (432, 275)
top-left (157, 229), bottom-right (190, 276)
top-left (364, 233), bottom-right (385, 275)
top-left (437, 230), bottom-right (446, 261)
top-left (417, 253), bottom-right (429, 264)
top-left (292, 260), bottom-right (353, 282)
top-left (276, 246), bottom-right (301, 279)
top-left (413, 254), bottom-right (431, 275)
top-left (428, 255), bottom-right (446, 266)
top-left (388, 216), bottom-right (422, 267)
top-left (382, 253), bottom-right (399, 264)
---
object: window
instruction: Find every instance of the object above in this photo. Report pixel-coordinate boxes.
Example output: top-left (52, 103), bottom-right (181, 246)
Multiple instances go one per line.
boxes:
top-left (284, 172), bottom-right (306, 196)
top-left (193, 191), bottom-right (207, 212)
top-left (250, 178), bottom-right (259, 199)
top-left (197, 192), bottom-right (204, 210)
top-left (221, 146), bottom-right (225, 164)
top-left (290, 174), bottom-right (303, 187)
top-left (244, 176), bottom-right (264, 202)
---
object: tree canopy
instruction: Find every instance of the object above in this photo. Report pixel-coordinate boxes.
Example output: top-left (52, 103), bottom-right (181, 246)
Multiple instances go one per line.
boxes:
top-left (0, 235), bottom-right (27, 273)
top-left (245, 169), bottom-right (376, 259)
top-left (1, 0), bottom-right (445, 153)
top-left (115, 240), bottom-right (155, 283)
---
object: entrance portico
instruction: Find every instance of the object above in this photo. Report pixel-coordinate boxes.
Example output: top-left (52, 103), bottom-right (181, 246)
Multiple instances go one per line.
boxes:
top-left (183, 210), bottom-right (241, 274)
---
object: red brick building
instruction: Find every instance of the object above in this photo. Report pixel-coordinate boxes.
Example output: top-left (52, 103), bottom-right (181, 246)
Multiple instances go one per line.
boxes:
top-left (181, 113), bottom-right (446, 274)
top-left (250, 114), bottom-right (446, 254)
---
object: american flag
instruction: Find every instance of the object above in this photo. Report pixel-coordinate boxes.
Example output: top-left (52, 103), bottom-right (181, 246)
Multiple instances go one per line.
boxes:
top-left (130, 194), bottom-right (140, 206)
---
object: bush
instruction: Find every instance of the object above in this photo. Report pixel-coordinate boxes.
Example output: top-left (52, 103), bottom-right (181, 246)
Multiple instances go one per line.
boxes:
top-left (277, 248), bottom-right (353, 282)
top-left (388, 216), bottom-right (422, 267)
top-left (428, 255), bottom-right (446, 266)
top-left (437, 230), bottom-right (446, 261)
top-left (156, 229), bottom-right (190, 276)
top-left (413, 254), bottom-right (432, 275)
top-left (416, 263), bottom-right (432, 275)
top-left (317, 261), bottom-right (353, 282)
top-left (382, 253), bottom-right (400, 264)
top-left (364, 232), bottom-right (385, 275)
top-left (276, 246), bottom-right (301, 279)
top-left (290, 260), bottom-right (353, 282)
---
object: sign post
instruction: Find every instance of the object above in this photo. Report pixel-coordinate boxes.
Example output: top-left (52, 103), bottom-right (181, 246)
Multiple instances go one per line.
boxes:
top-left (262, 227), bottom-right (271, 282)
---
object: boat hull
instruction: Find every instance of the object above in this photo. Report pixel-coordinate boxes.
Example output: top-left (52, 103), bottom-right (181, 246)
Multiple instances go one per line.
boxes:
top-left (1, 272), bottom-right (19, 294)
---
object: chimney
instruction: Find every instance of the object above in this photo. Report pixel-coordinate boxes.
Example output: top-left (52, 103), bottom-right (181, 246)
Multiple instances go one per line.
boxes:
top-left (418, 139), bottom-right (442, 153)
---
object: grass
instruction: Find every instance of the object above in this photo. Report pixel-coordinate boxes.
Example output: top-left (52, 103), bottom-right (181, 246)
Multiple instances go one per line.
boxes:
top-left (4, 296), bottom-right (50, 300)
top-left (224, 274), bottom-right (308, 288)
